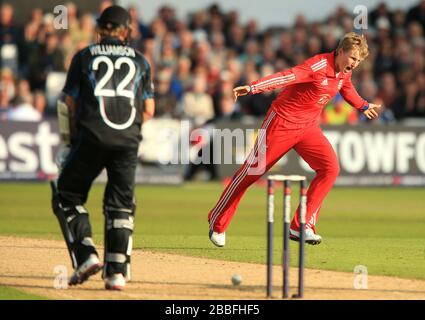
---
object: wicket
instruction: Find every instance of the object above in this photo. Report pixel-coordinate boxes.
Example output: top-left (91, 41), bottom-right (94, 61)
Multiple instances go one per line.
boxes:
top-left (266, 175), bottom-right (307, 299)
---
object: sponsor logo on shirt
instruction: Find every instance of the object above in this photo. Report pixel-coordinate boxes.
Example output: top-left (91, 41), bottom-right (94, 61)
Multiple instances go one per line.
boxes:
top-left (318, 94), bottom-right (331, 105)
top-left (321, 79), bottom-right (328, 86)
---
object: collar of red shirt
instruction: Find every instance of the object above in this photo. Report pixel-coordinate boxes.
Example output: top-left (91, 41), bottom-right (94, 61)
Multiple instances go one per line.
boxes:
top-left (326, 51), bottom-right (344, 79)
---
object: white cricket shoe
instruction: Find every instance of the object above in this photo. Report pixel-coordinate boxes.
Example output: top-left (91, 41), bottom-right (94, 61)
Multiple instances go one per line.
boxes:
top-left (290, 228), bottom-right (322, 245)
top-left (68, 254), bottom-right (102, 286)
top-left (105, 273), bottom-right (126, 291)
top-left (209, 230), bottom-right (226, 247)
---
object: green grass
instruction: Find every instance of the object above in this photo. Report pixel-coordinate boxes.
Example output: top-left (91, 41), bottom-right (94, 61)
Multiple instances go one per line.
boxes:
top-left (0, 285), bottom-right (47, 300)
top-left (0, 182), bottom-right (424, 283)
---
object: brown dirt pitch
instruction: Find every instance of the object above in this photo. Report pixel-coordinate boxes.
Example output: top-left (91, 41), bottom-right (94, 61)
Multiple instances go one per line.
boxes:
top-left (0, 236), bottom-right (424, 300)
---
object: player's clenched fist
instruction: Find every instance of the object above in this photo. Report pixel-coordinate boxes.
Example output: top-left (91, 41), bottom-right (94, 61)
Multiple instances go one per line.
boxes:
top-left (233, 85), bottom-right (251, 101)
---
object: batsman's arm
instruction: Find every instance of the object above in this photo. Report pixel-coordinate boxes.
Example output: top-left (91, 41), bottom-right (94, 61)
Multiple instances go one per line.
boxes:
top-left (142, 98), bottom-right (155, 123)
top-left (55, 95), bottom-right (76, 171)
top-left (56, 94), bottom-right (77, 145)
top-left (60, 50), bottom-right (82, 144)
top-left (140, 58), bottom-right (155, 123)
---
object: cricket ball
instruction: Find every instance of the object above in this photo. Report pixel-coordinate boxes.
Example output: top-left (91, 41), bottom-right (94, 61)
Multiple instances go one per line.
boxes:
top-left (231, 274), bottom-right (242, 286)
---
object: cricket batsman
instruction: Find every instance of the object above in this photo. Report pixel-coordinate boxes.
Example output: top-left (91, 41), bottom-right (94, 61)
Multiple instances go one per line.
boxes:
top-left (51, 5), bottom-right (155, 290)
top-left (208, 32), bottom-right (381, 247)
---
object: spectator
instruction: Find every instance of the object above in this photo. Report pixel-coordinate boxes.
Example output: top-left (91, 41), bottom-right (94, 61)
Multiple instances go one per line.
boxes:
top-left (7, 93), bottom-right (42, 121)
top-left (192, 40), bottom-right (211, 69)
top-left (239, 39), bottom-right (262, 66)
top-left (1, 1), bottom-right (424, 124)
top-left (128, 5), bottom-right (151, 42)
top-left (15, 79), bottom-right (31, 100)
top-left (359, 77), bottom-right (378, 101)
top-left (321, 16), bottom-right (343, 40)
top-left (411, 46), bottom-right (425, 76)
top-left (28, 32), bottom-right (65, 90)
top-left (377, 72), bottom-right (399, 112)
top-left (0, 67), bottom-right (15, 100)
top-left (209, 31), bottom-right (226, 67)
top-left (374, 39), bottom-right (396, 77)
top-left (322, 32), bottom-right (338, 52)
top-left (212, 71), bottom-right (235, 117)
top-left (158, 5), bottom-right (178, 32)
top-left (406, 0), bottom-right (425, 31)
top-left (408, 21), bottom-right (425, 47)
top-left (33, 90), bottom-right (46, 117)
top-left (0, 3), bottom-right (22, 46)
top-left (321, 94), bottom-right (358, 125)
top-left (392, 9), bottom-right (407, 37)
top-left (207, 13), bottom-right (224, 38)
top-left (206, 57), bottom-right (222, 96)
top-left (292, 27), bottom-right (308, 55)
top-left (76, 13), bottom-right (95, 45)
top-left (154, 69), bottom-right (178, 117)
top-left (175, 56), bottom-right (193, 92)
top-left (19, 21), bottom-right (39, 77)
top-left (65, 2), bottom-right (81, 48)
top-left (97, 0), bottom-right (113, 17)
top-left (340, 16), bottom-right (353, 34)
top-left (214, 93), bottom-right (242, 122)
top-left (245, 19), bottom-right (260, 41)
top-left (276, 32), bottom-right (295, 65)
top-left (225, 58), bottom-right (242, 85)
top-left (150, 17), bottom-right (167, 63)
top-left (393, 78), bottom-right (425, 119)
top-left (28, 8), bottom-right (44, 29)
top-left (189, 10), bottom-right (208, 43)
top-left (369, 2), bottom-right (393, 28)
top-left (179, 75), bottom-right (214, 126)
top-left (307, 36), bottom-right (322, 56)
top-left (375, 16), bottom-right (392, 43)
top-left (177, 28), bottom-right (194, 58)
top-left (262, 45), bottom-right (277, 67)
top-left (159, 33), bottom-right (178, 68)
top-left (334, 5), bottom-right (350, 26)
top-left (226, 24), bottom-right (245, 54)
top-left (39, 12), bottom-right (56, 36)
top-left (0, 83), bottom-right (12, 120)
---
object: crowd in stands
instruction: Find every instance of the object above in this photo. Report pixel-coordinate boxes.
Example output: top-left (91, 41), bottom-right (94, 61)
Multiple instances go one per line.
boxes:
top-left (0, 0), bottom-right (424, 125)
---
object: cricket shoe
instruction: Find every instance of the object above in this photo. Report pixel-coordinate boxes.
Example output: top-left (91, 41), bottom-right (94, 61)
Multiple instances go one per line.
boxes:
top-left (209, 230), bottom-right (226, 247)
top-left (69, 254), bottom-right (103, 286)
top-left (105, 273), bottom-right (126, 291)
top-left (289, 228), bottom-right (322, 245)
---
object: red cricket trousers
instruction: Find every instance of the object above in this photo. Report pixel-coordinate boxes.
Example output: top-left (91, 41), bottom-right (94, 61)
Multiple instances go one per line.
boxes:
top-left (208, 109), bottom-right (340, 233)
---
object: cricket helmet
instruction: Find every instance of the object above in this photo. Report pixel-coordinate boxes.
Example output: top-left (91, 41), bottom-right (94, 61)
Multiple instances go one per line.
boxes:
top-left (96, 5), bottom-right (131, 29)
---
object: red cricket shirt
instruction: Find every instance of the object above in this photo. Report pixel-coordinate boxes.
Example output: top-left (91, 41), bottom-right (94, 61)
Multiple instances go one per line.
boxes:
top-left (249, 51), bottom-right (368, 125)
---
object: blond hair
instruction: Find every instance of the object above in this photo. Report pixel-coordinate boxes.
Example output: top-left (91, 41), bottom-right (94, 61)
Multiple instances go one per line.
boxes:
top-left (337, 32), bottom-right (369, 59)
